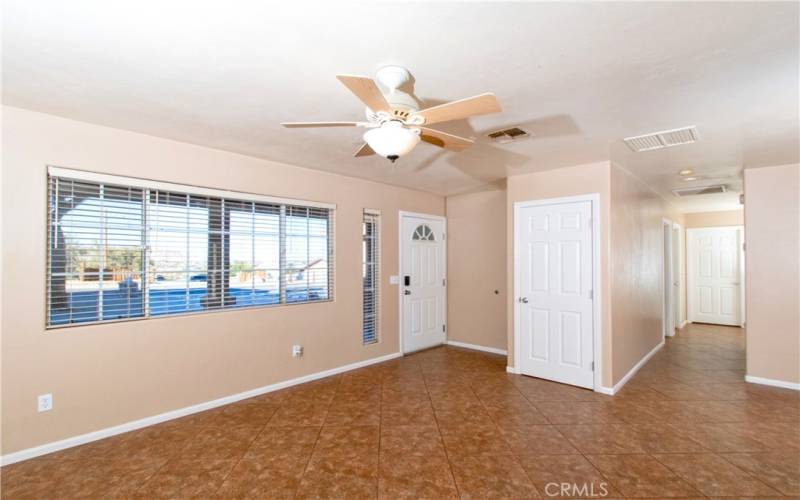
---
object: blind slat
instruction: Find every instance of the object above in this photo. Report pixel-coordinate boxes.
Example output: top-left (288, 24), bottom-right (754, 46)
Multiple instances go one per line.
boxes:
top-left (362, 211), bottom-right (379, 345)
top-left (47, 175), bottom-right (334, 328)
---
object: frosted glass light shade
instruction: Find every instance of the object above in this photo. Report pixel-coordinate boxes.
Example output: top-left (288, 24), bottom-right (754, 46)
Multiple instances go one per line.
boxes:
top-left (363, 121), bottom-right (420, 159)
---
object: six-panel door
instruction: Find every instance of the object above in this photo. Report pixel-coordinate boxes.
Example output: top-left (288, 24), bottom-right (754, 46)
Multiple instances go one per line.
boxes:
top-left (517, 201), bottom-right (594, 389)
top-left (688, 227), bottom-right (742, 326)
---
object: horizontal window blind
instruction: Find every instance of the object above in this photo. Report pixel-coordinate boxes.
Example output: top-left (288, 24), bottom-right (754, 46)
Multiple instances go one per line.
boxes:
top-left (362, 210), bottom-right (379, 344)
top-left (47, 171), bottom-right (334, 328)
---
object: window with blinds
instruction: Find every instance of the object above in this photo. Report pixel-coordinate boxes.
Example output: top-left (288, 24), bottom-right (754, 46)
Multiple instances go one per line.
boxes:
top-left (47, 169), bottom-right (334, 328)
top-left (362, 210), bottom-right (379, 345)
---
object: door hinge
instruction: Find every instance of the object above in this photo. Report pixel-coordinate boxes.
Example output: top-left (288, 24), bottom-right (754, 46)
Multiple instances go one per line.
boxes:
top-left (589, 289), bottom-right (593, 300)
top-left (442, 324), bottom-right (446, 333)
top-left (590, 361), bottom-right (594, 370)
top-left (442, 232), bottom-right (446, 240)
top-left (442, 278), bottom-right (446, 286)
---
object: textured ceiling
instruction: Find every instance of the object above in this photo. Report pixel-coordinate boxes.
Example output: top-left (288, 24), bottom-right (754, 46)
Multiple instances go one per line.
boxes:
top-left (3, 1), bottom-right (798, 211)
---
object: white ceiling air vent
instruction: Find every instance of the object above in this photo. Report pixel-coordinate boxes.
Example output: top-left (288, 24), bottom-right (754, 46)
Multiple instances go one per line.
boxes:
top-left (672, 185), bottom-right (727, 197)
top-left (487, 127), bottom-right (530, 144)
top-left (624, 126), bottom-right (699, 152)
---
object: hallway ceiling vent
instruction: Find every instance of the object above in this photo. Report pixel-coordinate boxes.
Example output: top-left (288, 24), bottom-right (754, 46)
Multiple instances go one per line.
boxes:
top-left (672, 184), bottom-right (727, 197)
top-left (487, 126), bottom-right (530, 143)
top-left (623, 126), bottom-right (699, 152)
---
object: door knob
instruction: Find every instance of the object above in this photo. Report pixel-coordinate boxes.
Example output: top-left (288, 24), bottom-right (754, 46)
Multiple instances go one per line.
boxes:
top-left (518, 297), bottom-right (528, 303)
top-left (404, 290), bottom-right (411, 295)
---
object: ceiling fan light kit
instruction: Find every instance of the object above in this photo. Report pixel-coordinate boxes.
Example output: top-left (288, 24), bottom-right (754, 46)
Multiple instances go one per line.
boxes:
top-left (363, 121), bottom-right (421, 162)
top-left (281, 66), bottom-right (502, 162)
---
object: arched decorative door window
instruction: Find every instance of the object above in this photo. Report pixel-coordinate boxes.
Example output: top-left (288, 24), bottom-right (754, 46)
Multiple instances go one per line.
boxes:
top-left (412, 224), bottom-right (435, 241)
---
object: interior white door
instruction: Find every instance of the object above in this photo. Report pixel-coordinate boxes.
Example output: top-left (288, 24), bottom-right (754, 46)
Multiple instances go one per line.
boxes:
top-left (516, 200), bottom-right (594, 389)
top-left (401, 214), bottom-right (446, 353)
top-left (687, 227), bottom-right (743, 326)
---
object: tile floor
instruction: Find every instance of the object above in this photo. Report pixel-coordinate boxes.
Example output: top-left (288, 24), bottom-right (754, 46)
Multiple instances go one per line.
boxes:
top-left (1, 323), bottom-right (798, 498)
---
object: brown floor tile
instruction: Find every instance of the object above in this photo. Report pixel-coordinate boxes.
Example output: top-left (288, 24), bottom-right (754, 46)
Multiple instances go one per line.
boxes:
top-left (378, 453), bottom-right (458, 499)
top-left (435, 406), bottom-right (496, 426)
top-left (517, 454), bottom-right (621, 498)
top-left (534, 401), bottom-right (624, 425)
top-left (629, 422), bottom-right (707, 453)
top-left (134, 457), bottom-right (237, 498)
top-left (313, 425), bottom-right (380, 457)
top-left (245, 426), bottom-right (321, 460)
top-left (296, 453), bottom-right (378, 499)
top-left (180, 423), bottom-right (262, 460)
top-left (721, 452), bottom-right (800, 496)
top-left (324, 400), bottom-right (380, 426)
top-left (498, 424), bottom-right (578, 455)
top-left (450, 454), bottom-right (539, 499)
top-left (653, 453), bottom-right (781, 497)
top-left (585, 454), bottom-right (700, 497)
top-left (381, 401), bottom-right (438, 427)
top-left (667, 422), bottom-right (770, 452)
top-left (212, 398), bottom-right (279, 427)
top-left (486, 404), bottom-right (551, 427)
top-left (556, 424), bottom-right (646, 454)
top-left (268, 401), bottom-right (330, 427)
top-left (215, 455), bottom-right (307, 498)
top-left (439, 422), bottom-right (512, 457)
top-left (380, 424), bottom-right (447, 458)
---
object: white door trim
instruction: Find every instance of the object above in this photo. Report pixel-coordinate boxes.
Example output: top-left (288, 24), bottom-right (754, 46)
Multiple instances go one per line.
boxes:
top-left (662, 218), bottom-right (675, 338)
top-left (687, 226), bottom-right (745, 326)
top-left (512, 193), bottom-right (602, 392)
top-left (672, 222), bottom-right (685, 328)
top-left (398, 211), bottom-right (447, 355)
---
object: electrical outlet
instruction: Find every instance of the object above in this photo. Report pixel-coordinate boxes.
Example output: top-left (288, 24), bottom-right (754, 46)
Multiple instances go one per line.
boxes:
top-left (38, 393), bottom-right (53, 412)
top-left (292, 345), bottom-right (303, 357)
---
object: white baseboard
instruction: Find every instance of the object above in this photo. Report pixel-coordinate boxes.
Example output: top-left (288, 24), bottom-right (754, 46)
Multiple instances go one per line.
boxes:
top-left (0, 351), bottom-right (402, 466)
top-left (745, 375), bottom-right (800, 391)
top-left (679, 320), bottom-right (689, 329)
top-left (603, 340), bottom-right (665, 395)
top-left (446, 340), bottom-right (507, 356)
top-left (506, 365), bottom-right (519, 374)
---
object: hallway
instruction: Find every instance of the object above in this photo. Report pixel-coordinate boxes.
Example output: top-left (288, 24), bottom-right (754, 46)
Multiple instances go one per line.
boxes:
top-left (2, 324), bottom-right (798, 498)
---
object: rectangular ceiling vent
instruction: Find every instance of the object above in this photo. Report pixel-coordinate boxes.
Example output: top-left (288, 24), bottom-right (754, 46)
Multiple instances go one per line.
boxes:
top-left (624, 126), bottom-right (699, 152)
top-left (488, 127), bottom-right (530, 144)
top-left (672, 185), bottom-right (727, 197)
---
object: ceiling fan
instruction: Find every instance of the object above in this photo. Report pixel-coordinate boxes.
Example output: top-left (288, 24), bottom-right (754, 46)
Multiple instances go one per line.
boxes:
top-left (281, 66), bottom-right (502, 162)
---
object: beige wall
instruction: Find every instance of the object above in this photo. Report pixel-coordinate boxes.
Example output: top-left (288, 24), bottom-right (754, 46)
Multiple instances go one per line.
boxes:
top-left (744, 164), bottom-right (800, 384)
top-left (445, 187), bottom-right (507, 351)
top-left (609, 164), bottom-right (684, 385)
top-left (506, 162), bottom-right (613, 386)
top-left (685, 209), bottom-right (744, 228)
top-left (1, 106), bottom-right (445, 454)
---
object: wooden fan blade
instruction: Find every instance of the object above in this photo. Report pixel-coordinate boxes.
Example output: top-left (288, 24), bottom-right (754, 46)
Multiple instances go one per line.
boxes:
top-left (281, 122), bottom-right (362, 128)
top-left (414, 93), bottom-right (501, 125)
top-left (419, 127), bottom-right (474, 151)
top-left (354, 143), bottom-right (375, 157)
top-left (336, 75), bottom-right (392, 113)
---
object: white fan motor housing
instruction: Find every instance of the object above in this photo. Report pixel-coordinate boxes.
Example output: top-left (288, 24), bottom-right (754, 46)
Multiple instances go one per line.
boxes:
top-left (364, 66), bottom-right (420, 122)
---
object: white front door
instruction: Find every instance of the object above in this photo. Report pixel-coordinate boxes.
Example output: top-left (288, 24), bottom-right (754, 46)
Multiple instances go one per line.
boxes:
top-left (400, 214), bottom-right (446, 353)
top-left (688, 227), bottom-right (743, 326)
top-left (516, 200), bottom-right (595, 389)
